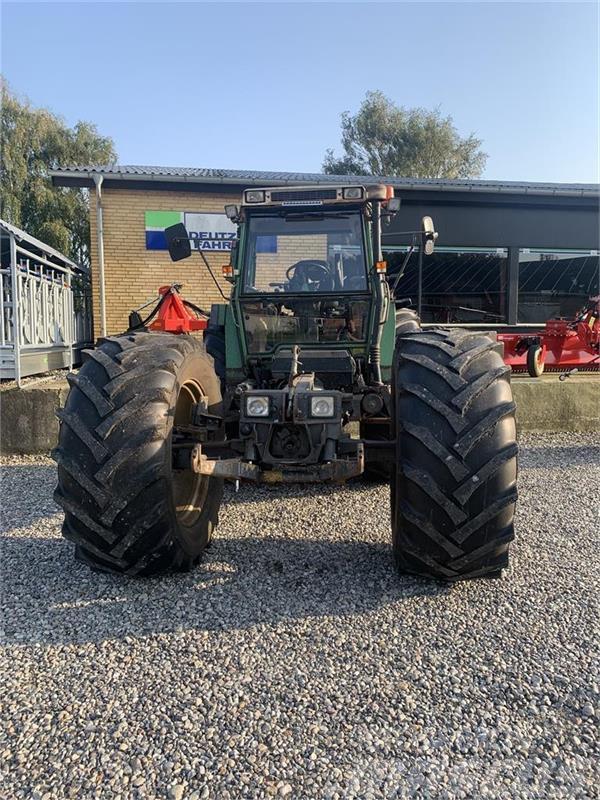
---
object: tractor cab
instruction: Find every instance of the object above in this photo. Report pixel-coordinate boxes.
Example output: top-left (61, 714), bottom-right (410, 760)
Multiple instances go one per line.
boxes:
top-left (229, 184), bottom-right (393, 372)
top-left (164, 183), bottom-right (410, 389)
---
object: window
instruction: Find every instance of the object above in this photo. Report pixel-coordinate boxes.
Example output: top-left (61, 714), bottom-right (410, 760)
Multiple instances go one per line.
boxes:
top-left (517, 250), bottom-right (599, 323)
top-left (240, 298), bottom-right (370, 353)
top-left (243, 213), bottom-right (367, 294)
top-left (385, 247), bottom-right (508, 324)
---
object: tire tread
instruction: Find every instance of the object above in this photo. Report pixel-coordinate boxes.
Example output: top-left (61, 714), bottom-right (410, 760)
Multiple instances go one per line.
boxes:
top-left (392, 328), bottom-right (518, 581)
top-left (54, 331), bottom-right (222, 575)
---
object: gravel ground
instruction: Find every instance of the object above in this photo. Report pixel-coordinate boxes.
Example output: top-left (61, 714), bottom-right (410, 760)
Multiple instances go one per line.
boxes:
top-left (1, 433), bottom-right (599, 800)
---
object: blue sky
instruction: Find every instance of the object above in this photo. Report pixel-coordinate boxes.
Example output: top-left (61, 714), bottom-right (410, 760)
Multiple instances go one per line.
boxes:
top-left (2, 1), bottom-right (598, 183)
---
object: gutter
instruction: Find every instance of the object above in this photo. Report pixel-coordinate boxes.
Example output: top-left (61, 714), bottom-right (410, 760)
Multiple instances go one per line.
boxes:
top-left (93, 174), bottom-right (107, 337)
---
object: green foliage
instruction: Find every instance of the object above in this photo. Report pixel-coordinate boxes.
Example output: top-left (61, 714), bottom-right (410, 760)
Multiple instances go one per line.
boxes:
top-left (0, 79), bottom-right (116, 264)
top-left (323, 91), bottom-right (487, 179)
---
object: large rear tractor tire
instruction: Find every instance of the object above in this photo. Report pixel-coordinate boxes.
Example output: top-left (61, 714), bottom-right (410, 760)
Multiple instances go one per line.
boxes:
top-left (53, 332), bottom-right (223, 576)
top-left (391, 328), bottom-right (518, 581)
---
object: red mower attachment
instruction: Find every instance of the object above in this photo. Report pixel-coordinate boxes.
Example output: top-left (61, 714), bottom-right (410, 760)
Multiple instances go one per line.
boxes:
top-left (498, 297), bottom-right (600, 378)
top-left (128, 284), bottom-right (208, 334)
top-left (149, 285), bottom-right (208, 333)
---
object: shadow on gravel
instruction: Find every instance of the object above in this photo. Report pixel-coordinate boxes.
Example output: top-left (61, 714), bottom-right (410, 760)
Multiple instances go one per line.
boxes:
top-left (219, 479), bottom-right (364, 506)
top-left (1, 460), bottom-right (451, 647)
top-left (1, 533), bottom-right (450, 646)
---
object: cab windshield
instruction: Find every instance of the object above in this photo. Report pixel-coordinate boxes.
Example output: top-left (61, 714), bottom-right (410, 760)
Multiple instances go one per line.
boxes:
top-left (242, 211), bottom-right (368, 294)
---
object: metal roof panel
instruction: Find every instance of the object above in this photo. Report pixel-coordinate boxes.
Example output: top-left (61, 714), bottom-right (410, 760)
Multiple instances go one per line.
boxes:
top-left (49, 164), bottom-right (600, 197)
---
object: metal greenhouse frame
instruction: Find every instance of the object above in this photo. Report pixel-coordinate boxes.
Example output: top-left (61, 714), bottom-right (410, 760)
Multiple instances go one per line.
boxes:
top-left (0, 219), bottom-right (93, 383)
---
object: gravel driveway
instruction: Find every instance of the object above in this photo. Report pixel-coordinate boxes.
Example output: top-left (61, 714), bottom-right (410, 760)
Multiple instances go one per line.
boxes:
top-left (1, 433), bottom-right (599, 799)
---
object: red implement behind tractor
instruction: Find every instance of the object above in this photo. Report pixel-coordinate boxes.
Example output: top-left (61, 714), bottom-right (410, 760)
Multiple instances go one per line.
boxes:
top-left (498, 297), bottom-right (600, 378)
top-left (128, 284), bottom-right (208, 334)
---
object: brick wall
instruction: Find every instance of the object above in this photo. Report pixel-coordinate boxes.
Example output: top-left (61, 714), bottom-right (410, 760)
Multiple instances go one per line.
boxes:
top-left (89, 187), bottom-right (239, 335)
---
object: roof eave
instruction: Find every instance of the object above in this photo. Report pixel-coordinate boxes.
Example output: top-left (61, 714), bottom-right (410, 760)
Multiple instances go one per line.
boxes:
top-left (50, 169), bottom-right (304, 188)
top-left (49, 169), bottom-right (600, 198)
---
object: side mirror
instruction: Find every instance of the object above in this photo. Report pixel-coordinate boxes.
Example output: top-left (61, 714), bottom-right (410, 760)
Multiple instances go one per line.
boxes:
top-left (164, 223), bottom-right (192, 262)
top-left (421, 216), bottom-right (438, 255)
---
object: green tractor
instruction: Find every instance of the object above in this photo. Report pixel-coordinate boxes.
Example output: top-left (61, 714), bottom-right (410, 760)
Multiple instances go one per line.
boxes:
top-left (54, 183), bottom-right (518, 580)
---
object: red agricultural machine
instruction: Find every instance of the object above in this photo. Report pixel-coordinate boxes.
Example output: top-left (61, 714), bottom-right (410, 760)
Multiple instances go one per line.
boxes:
top-left (498, 297), bottom-right (600, 379)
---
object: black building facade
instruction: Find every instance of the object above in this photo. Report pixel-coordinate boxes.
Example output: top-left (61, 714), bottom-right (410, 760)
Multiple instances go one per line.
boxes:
top-left (383, 182), bottom-right (599, 328)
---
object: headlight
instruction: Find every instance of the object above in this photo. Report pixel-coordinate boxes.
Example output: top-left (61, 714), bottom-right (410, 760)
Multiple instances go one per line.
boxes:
top-left (342, 186), bottom-right (364, 200)
top-left (244, 190), bottom-right (266, 204)
top-left (310, 395), bottom-right (335, 418)
top-left (246, 395), bottom-right (269, 417)
top-left (246, 396), bottom-right (270, 417)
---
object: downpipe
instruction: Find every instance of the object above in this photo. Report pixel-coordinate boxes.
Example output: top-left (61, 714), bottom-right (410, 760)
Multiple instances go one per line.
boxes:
top-left (93, 174), bottom-right (107, 338)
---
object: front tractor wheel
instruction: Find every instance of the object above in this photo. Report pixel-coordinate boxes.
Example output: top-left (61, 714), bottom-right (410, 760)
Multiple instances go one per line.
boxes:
top-left (391, 329), bottom-right (518, 581)
top-left (53, 332), bottom-right (223, 576)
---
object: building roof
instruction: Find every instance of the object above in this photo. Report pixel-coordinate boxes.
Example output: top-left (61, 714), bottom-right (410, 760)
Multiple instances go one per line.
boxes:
top-left (50, 164), bottom-right (600, 198)
top-left (0, 218), bottom-right (82, 272)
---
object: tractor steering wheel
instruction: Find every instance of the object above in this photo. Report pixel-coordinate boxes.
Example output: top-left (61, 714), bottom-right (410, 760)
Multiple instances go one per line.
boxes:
top-left (286, 260), bottom-right (332, 291)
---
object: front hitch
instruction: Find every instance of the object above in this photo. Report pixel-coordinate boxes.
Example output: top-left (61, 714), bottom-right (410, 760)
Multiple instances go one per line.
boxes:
top-left (189, 443), bottom-right (364, 483)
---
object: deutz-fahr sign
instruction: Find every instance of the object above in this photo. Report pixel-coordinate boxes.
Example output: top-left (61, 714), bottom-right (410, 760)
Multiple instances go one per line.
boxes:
top-left (145, 210), bottom-right (236, 251)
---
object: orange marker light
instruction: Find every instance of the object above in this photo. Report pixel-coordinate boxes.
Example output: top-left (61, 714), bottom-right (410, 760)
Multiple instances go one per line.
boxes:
top-left (376, 261), bottom-right (387, 273)
top-left (222, 264), bottom-right (233, 277)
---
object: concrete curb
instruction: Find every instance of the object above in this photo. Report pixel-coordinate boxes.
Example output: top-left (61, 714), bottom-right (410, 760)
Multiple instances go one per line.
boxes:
top-left (1, 380), bottom-right (70, 455)
top-left (512, 376), bottom-right (599, 433)
top-left (1, 374), bottom-right (598, 455)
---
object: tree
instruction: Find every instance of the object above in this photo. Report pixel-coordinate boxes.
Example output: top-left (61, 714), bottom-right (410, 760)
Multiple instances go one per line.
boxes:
top-left (1, 79), bottom-right (117, 264)
top-left (323, 91), bottom-right (487, 179)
